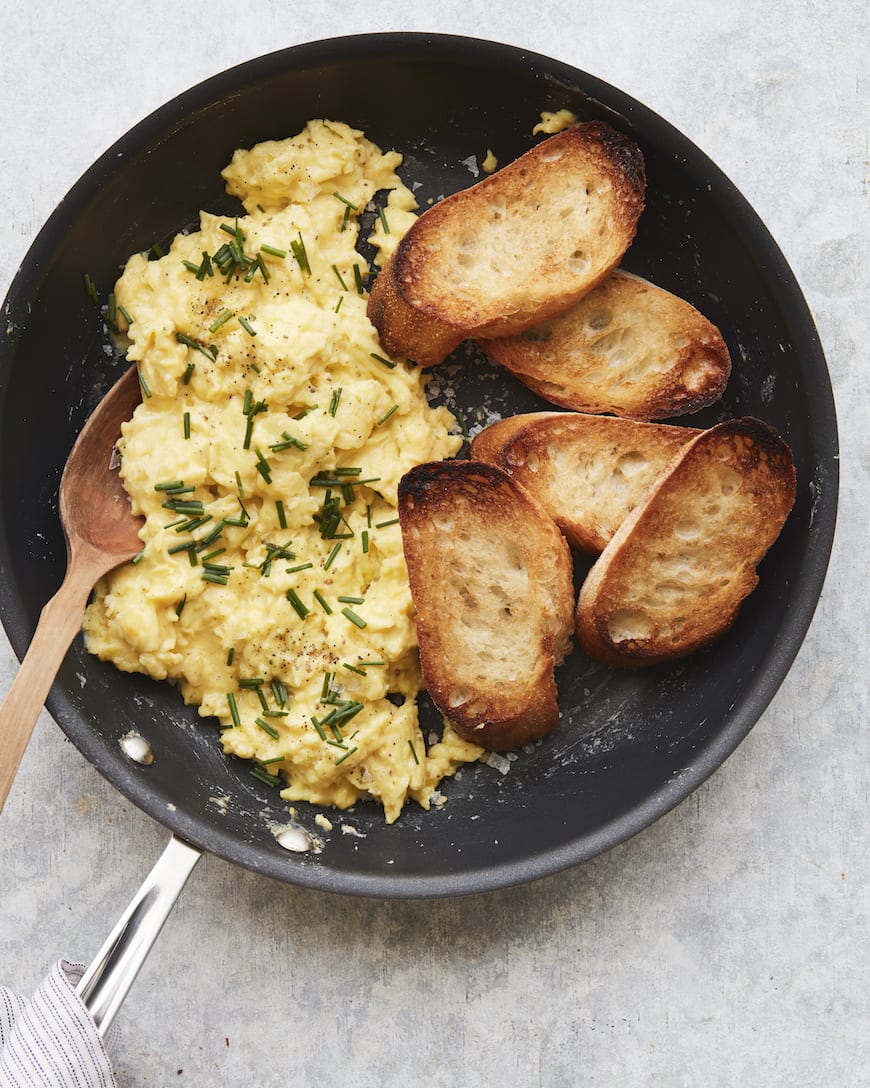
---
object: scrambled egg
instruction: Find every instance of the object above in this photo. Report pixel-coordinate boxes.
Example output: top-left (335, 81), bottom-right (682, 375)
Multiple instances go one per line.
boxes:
top-left (84, 120), bottom-right (483, 824)
top-left (532, 109), bottom-right (578, 135)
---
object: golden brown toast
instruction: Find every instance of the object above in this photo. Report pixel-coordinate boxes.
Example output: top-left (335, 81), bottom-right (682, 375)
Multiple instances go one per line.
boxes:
top-left (479, 269), bottom-right (731, 419)
top-left (398, 460), bottom-right (574, 749)
top-left (470, 412), bottom-right (700, 552)
top-left (368, 124), bottom-right (645, 367)
top-left (575, 418), bottom-right (796, 667)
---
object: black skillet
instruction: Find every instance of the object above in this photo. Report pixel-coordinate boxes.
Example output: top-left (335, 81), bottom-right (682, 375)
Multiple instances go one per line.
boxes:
top-left (0, 34), bottom-right (837, 900)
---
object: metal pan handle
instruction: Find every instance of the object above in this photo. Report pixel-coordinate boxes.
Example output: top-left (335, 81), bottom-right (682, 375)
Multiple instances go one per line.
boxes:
top-left (75, 834), bottom-right (202, 1036)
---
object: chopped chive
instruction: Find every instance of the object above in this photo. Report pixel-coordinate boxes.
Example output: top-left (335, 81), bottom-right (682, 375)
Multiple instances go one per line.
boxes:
top-left (255, 716), bottom-right (280, 740)
top-left (250, 766), bottom-right (282, 787)
top-left (154, 480), bottom-right (185, 492)
top-left (285, 561), bottom-right (314, 574)
top-left (311, 716), bottom-right (328, 741)
top-left (334, 296), bottom-right (343, 314)
top-left (337, 595), bottom-right (364, 605)
top-left (361, 530), bottom-right (369, 553)
top-left (376, 404), bottom-right (398, 426)
top-left (408, 739), bottom-right (420, 765)
top-left (226, 647), bottom-right (235, 666)
top-left (358, 659), bottom-right (385, 667)
top-left (253, 447), bottom-right (272, 483)
top-left (226, 692), bottom-right (241, 728)
top-left (118, 304), bottom-right (134, 327)
top-left (313, 589), bottom-right (332, 614)
top-left (323, 541), bottom-right (342, 570)
top-left (260, 755), bottom-right (285, 766)
top-left (275, 500), bottom-right (287, 529)
top-left (270, 679), bottom-right (289, 708)
top-left (328, 388), bottom-right (342, 417)
top-left (375, 517), bottom-right (400, 529)
top-left (131, 548), bottom-right (146, 564)
top-left (260, 244), bottom-right (287, 258)
top-left (286, 589), bottom-right (309, 619)
top-left (341, 607), bottom-right (366, 629)
top-left (183, 411), bottom-right (191, 439)
top-left (332, 192), bottom-right (359, 210)
top-left (201, 570), bottom-right (229, 585)
top-left (370, 352), bottom-right (397, 369)
top-left (238, 315), bottom-right (257, 336)
top-left (137, 368), bottom-right (152, 398)
top-left (334, 746), bottom-right (358, 766)
top-left (182, 362), bottom-right (195, 384)
top-left (167, 540), bottom-right (195, 556)
top-left (174, 594), bottom-right (187, 618)
top-left (176, 332), bottom-right (218, 361)
top-left (239, 677), bottom-right (265, 688)
top-left (343, 662), bottom-right (366, 676)
top-left (151, 243), bottom-right (165, 258)
top-left (200, 547), bottom-right (226, 564)
top-left (208, 309), bottom-right (234, 333)
top-left (269, 432), bottom-right (307, 452)
top-left (352, 264), bottom-right (365, 294)
top-left (332, 264), bottom-right (348, 291)
top-left (290, 233), bottom-right (310, 274)
top-left (83, 273), bottom-right (99, 305)
top-left (377, 206), bottom-right (390, 234)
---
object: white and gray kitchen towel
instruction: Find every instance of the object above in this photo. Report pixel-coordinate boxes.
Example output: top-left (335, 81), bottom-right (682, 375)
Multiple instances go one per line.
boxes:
top-left (0, 962), bottom-right (116, 1087)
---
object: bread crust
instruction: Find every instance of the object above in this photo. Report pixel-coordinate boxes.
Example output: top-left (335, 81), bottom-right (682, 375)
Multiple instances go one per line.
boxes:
top-left (470, 412), bottom-right (700, 551)
top-left (480, 270), bottom-right (731, 419)
top-left (398, 460), bottom-right (574, 749)
top-left (576, 418), bottom-right (796, 666)
top-left (369, 124), bottom-right (646, 366)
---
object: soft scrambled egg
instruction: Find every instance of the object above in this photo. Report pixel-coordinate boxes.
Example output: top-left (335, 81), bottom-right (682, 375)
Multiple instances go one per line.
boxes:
top-left (84, 120), bottom-right (483, 824)
top-left (532, 109), bottom-right (578, 135)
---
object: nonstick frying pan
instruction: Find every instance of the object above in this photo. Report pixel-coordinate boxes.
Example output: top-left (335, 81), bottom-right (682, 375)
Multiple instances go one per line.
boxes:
top-left (0, 33), bottom-right (837, 926)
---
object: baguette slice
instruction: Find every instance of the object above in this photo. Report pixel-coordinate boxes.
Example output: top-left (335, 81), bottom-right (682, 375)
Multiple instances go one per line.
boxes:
top-left (398, 460), bottom-right (574, 750)
top-left (368, 123), bottom-right (645, 367)
top-left (576, 418), bottom-right (796, 667)
top-left (470, 412), bottom-right (700, 552)
top-left (479, 269), bottom-right (731, 419)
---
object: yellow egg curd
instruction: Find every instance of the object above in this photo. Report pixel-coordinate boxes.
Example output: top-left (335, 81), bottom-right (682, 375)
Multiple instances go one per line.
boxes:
top-left (83, 119), bottom-right (483, 824)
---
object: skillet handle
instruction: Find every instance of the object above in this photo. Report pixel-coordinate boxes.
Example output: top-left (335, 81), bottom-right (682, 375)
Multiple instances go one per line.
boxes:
top-left (75, 834), bottom-right (202, 1036)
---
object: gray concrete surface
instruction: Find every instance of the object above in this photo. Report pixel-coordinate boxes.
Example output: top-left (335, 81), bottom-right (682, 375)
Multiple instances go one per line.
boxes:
top-left (0, 2), bottom-right (866, 1085)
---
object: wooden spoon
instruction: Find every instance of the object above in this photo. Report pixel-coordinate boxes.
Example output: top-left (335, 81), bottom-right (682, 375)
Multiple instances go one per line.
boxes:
top-left (0, 366), bottom-right (143, 811)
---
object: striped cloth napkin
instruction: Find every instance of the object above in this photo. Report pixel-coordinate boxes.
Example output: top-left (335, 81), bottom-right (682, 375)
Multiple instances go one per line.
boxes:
top-left (0, 962), bottom-right (116, 1087)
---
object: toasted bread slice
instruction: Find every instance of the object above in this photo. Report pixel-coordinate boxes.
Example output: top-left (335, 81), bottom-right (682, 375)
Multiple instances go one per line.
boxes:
top-left (576, 418), bottom-right (796, 666)
top-left (470, 412), bottom-right (700, 552)
top-left (479, 269), bottom-right (731, 419)
top-left (368, 124), bottom-right (645, 367)
top-left (398, 460), bottom-right (574, 749)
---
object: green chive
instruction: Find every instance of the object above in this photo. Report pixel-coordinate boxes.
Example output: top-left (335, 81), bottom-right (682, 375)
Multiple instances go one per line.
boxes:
top-left (343, 662), bottom-right (366, 676)
top-left (255, 716), bottom-right (280, 740)
top-left (332, 264), bottom-right (348, 290)
top-left (341, 607), bottom-right (366, 629)
top-left (332, 192), bottom-right (359, 210)
top-left (353, 264), bottom-right (365, 294)
top-left (183, 412), bottom-right (191, 439)
top-left (260, 244), bottom-right (287, 258)
top-left (238, 315), bottom-right (257, 336)
top-left (226, 647), bottom-right (235, 666)
top-left (118, 305), bottom-right (134, 327)
top-left (285, 561), bottom-right (314, 574)
top-left (275, 500), bottom-right (287, 528)
top-left (408, 740), bottom-right (420, 765)
top-left (286, 589), bottom-right (309, 619)
top-left (334, 746), bottom-right (358, 766)
top-left (370, 352), bottom-right (397, 369)
top-left (328, 388), bottom-right (342, 417)
top-left (313, 589), bottom-right (332, 614)
top-left (337, 595), bottom-right (364, 605)
top-left (323, 541), bottom-right (342, 570)
top-left (137, 368), bottom-right (152, 398)
top-left (376, 404), bottom-right (398, 426)
top-left (209, 309), bottom-right (234, 334)
top-left (361, 530), bottom-right (369, 553)
top-left (270, 679), bottom-right (289, 708)
top-left (175, 594), bottom-right (187, 617)
top-left (290, 233), bottom-right (310, 274)
top-left (226, 692), bottom-right (241, 728)
top-left (83, 273), bottom-right (99, 305)
top-left (250, 766), bottom-right (282, 787)
top-left (377, 206), bottom-right (390, 234)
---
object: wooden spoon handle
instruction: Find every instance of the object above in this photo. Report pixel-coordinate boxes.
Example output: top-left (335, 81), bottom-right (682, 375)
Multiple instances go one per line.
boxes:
top-left (0, 561), bottom-right (95, 812)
